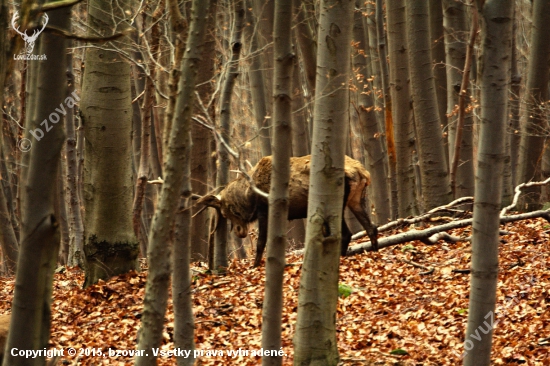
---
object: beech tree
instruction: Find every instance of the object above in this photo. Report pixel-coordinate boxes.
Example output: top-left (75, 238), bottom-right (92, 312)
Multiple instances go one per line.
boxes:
top-left (293, 0), bottom-right (354, 364)
top-left (80, 0), bottom-right (139, 287)
top-left (407, 0), bottom-right (451, 210)
top-left (2, 2), bottom-right (70, 365)
top-left (463, 1), bottom-right (514, 364)
top-left (517, 0), bottom-right (550, 211)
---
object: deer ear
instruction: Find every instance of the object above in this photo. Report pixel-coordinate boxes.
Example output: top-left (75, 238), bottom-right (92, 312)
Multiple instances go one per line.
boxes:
top-left (196, 194), bottom-right (222, 210)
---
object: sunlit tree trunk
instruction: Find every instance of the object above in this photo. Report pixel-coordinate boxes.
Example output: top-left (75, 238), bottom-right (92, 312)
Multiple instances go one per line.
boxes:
top-left (463, 1), bottom-right (513, 364)
top-left (293, 1), bottom-right (354, 364)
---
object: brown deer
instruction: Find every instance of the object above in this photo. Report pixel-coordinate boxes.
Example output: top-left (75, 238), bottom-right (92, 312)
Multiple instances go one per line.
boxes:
top-left (197, 155), bottom-right (379, 267)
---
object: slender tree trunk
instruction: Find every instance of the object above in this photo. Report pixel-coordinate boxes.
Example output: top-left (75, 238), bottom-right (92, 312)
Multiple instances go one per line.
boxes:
top-left (517, 0), bottom-right (550, 210)
top-left (252, 0), bottom-right (275, 134)
top-left (375, 0), bottom-right (397, 219)
top-left (463, 1), bottom-right (513, 364)
top-left (3, 3), bottom-right (69, 365)
top-left (64, 52), bottom-right (84, 267)
top-left (429, 0), bottom-right (448, 138)
top-left (444, 0), bottom-right (475, 198)
top-left (135, 1), bottom-right (210, 364)
top-left (245, 1), bottom-right (272, 156)
top-left (190, 1), bottom-right (217, 262)
top-left (295, 0), bottom-right (317, 94)
top-left (354, 3), bottom-right (390, 223)
top-left (386, 0), bottom-right (417, 218)
top-left (261, 2), bottom-right (293, 364)
top-left (407, 0), bottom-right (452, 210)
top-left (365, 1), bottom-right (384, 133)
top-left (293, 1), bottom-right (354, 364)
top-left (214, 0), bottom-right (245, 269)
top-left (509, 13), bottom-right (521, 189)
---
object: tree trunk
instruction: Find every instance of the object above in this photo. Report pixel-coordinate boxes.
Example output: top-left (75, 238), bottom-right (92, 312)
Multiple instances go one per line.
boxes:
top-left (429, 0), bottom-right (448, 141)
top-left (64, 52), bottom-right (84, 267)
top-left (135, 0), bottom-right (210, 364)
top-left (293, 0), bottom-right (354, 364)
top-left (463, 1), bottom-right (513, 364)
top-left (244, 1), bottom-right (272, 156)
top-left (354, 3), bottom-right (390, 223)
top-left (375, 0), bottom-right (397, 219)
top-left (261, 1), bottom-right (293, 364)
top-left (443, 0), bottom-right (475, 198)
top-left (2, 3), bottom-right (69, 365)
top-left (386, 0), bottom-right (417, 218)
top-left (517, 0), bottom-right (550, 210)
top-left (190, 2), bottom-right (217, 262)
top-left (214, 0), bottom-right (245, 269)
top-left (407, 0), bottom-right (451, 210)
top-left (295, 0), bottom-right (317, 93)
top-left (81, 0), bottom-right (139, 287)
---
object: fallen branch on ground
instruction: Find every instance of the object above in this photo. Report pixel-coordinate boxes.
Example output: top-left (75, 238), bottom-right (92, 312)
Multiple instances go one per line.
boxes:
top-left (347, 209), bottom-right (550, 254)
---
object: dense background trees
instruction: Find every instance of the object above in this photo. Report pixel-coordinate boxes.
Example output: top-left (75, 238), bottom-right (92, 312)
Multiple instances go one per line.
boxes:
top-left (0, 0), bottom-right (549, 364)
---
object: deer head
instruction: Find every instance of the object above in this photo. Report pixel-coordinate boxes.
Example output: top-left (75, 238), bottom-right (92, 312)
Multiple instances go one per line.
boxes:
top-left (11, 11), bottom-right (49, 55)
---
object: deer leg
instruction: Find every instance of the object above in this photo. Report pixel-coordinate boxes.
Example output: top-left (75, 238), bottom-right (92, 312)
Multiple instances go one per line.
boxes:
top-left (253, 210), bottom-right (268, 267)
top-left (341, 218), bottom-right (352, 256)
top-left (347, 187), bottom-right (379, 251)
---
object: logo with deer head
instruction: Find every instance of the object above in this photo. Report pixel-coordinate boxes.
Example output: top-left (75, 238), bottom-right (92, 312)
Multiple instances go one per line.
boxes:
top-left (11, 11), bottom-right (48, 55)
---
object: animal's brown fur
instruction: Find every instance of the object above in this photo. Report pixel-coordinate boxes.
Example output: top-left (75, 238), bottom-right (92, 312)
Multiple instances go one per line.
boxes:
top-left (197, 155), bottom-right (378, 267)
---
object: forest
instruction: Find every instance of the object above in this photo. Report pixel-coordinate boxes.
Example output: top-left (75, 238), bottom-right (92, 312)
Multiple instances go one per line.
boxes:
top-left (0, 0), bottom-right (549, 365)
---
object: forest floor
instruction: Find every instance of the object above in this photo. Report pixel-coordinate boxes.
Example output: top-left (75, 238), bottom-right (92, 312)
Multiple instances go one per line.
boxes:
top-left (1, 217), bottom-right (549, 365)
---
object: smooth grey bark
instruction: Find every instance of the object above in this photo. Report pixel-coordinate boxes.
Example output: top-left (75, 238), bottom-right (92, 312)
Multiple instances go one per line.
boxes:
top-left (353, 3), bottom-right (390, 223)
top-left (214, 0), bottom-right (245, 269)
top-left (407, 0), bottom-right (451, 210)
top-left (135, 0), bottom-right (210, 364)
top-left (386, 0), bottom-right (417, 218)
top-left (293, 0), bottom-right (354, 364)
top-left (443, 0), bottom-right (475, 198)
top-left (81, 0), bottom-right (139, 287)
top-left (261, 1), bottom-right (293, 364)
top-left (245, 1), bottom-right (272, 156)
top-left (2, 3), bottom-right (69, 365)
top-left (463, 1), bottom-right (513, 365)
top-left (517, 0), bottom-right (550, 210)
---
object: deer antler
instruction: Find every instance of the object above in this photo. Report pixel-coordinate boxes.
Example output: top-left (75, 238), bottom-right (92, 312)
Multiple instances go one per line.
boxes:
top-left (11, 11), bottom-right (27, 38)
top-left (27, 13), bottom-right (48, 42)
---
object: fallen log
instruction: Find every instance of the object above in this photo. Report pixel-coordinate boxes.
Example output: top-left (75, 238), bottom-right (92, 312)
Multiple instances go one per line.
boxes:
top-left (347, 209), bottom-right (550, 255)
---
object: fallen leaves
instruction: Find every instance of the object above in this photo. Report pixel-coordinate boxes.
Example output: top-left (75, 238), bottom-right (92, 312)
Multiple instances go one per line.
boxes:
top-left (0, 218), bottom-right (549, 365)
